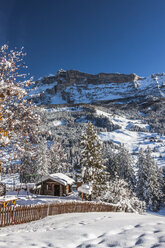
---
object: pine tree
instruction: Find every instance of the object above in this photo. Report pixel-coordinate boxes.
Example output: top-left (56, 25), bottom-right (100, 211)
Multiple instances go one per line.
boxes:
top-left (107, 145), bottom-right (135, 188)
top-left (136, 148), bottom-right (148, 200)
top-left (20, 142), bottom-right (38, 182)
top-left (157, 167), bottom-right (165, 201)
top-left (137, 147), bottom-right (162, 211)
top-left (36, 137), bottom-right (49, 179)
top-left (106, 147), bottom-right (119, 178)
top-left (80, 122), bottom-right (109, 200)
top-left (102, 176), bottom-right (145, 213)
top-left (48, 139), bottom-right (70, 174)
top-left (161, 166), bottom-right (165, 198)
top-left (146, 147), bottom-right (162, 211)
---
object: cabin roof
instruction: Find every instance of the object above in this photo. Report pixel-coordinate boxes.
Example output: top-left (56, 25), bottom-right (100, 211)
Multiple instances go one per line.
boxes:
top-left (37, 173), bottom-right (75, 186)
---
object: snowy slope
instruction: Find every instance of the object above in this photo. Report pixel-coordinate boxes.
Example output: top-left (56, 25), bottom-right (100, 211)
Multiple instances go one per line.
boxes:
top-left (0, 212), bottom-right (165, 248)
top-left (96, 109), bottom-right (165, 167)
top-left (43, 104), bottom-right (165, 167)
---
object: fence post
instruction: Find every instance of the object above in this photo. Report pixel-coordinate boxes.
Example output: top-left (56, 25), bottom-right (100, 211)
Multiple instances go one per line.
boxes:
top-left (47, 204), bottom-right (50, 217)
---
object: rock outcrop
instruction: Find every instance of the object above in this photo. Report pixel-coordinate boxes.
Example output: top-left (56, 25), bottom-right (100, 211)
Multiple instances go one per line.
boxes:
top-left (56, 70), bottom-right (138, 85)
top-left (33, 70), bottom-right (165, 105)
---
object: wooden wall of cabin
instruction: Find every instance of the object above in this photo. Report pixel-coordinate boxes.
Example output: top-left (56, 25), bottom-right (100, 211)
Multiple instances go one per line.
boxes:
top-left (36, 179), bottom-right (73, 196)
top-left (40, 180), bottom-right (66, 196)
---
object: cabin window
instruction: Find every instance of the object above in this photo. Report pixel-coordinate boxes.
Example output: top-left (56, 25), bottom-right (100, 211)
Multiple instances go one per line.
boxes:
top-left (47, 184), bottom-right (52, 190)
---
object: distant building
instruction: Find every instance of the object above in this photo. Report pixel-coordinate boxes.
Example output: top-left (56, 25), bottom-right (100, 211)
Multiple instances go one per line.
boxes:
top-left (78, 183), bottom-right (92, 200)
top-left (35, 173), bottom-right (75, 196)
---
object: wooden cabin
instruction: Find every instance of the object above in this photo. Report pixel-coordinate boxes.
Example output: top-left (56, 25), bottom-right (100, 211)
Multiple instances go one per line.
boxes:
top-left (35, 173), bottom-right (75, 196)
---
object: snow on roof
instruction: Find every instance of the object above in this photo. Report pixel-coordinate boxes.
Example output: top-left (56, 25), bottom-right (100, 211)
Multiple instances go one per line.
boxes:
top-left (78, 184), bottom-right (92, 195)
top-left (37, 173), bottom-right (75, 186)
top-left (0, 195), bottom-right (18, 203)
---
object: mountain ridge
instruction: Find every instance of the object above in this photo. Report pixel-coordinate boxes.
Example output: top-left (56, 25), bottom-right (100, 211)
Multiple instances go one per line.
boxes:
top-left (32, 70), bottom-right (165, 105)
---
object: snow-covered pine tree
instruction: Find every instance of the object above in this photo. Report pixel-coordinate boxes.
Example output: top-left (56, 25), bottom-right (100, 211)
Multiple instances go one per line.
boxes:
top-left (161, 166), bottom-right (165, 199)
top-left (145, 147), bottom-right (162, 211)
top-left (106, 147), bottom-right (119, 178)
top-left (20, 142), bottom-right (38, 182)
top-left (102, 175), bottom-right (145, 213)
top-left (157, 166), bottom-right (165, 202)
top-left (136, 148), bottom-right (148, 200)
top-left (36, 136), bottom-right (49, 179)
top-left (118, 145), bottom-right (135, 187)
top-left (137, 147), bottom-right (162, 211)
top-left (48, 139), bottom-right (70, 174)
top-left (107, 145), bottom-right (135, 188)
top-left (80, 122), bottom-right (109, 200)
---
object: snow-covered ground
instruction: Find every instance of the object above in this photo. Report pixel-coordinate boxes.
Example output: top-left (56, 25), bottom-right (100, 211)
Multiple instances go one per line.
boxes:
top-left (0, 211), bottom-right (165, 248)
top-left (30, 81), bottom-right (57, 95)
top-left (96, 109), bottom-right (165, 167)
top-left (4, 190), bottom-right (81, 206)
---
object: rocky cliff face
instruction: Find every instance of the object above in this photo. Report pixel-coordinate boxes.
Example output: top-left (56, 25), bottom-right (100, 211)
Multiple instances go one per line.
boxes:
top-left (56, 70), bottom-right (138, 85)
top-left (32, 70), bottom-right (165, 105)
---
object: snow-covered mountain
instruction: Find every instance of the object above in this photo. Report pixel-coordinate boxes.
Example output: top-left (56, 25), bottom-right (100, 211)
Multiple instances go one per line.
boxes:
top-left (29, 70), bottom-right (165, 169)
top-left (31, 70), bottom-right (165, 105)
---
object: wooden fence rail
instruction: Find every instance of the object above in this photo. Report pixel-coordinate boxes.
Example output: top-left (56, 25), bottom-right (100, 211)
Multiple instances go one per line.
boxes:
top-left (0, 201), bottom-right (119, 227)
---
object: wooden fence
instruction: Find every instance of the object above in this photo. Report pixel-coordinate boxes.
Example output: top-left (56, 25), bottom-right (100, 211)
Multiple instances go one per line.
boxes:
top-left (0, 201), bottom-right (118, 227)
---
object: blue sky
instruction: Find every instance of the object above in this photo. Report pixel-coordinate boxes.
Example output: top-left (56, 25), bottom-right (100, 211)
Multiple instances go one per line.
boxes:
top-left (1, 0), bottom-right (165, 79)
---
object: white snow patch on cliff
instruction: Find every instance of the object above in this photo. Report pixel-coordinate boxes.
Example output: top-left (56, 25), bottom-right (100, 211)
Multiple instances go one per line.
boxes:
top-left (51, 92), bottom-right (66, 104)
top-left (52, 120), bottom-right (65, 126)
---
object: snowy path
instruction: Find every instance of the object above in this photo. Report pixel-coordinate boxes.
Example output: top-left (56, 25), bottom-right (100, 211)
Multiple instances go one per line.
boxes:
top-left (0, 212), bottom-right (165, 248)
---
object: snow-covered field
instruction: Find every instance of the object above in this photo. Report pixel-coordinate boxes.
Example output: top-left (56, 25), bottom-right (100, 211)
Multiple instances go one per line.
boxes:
top-left (0, 212), bottom-right (165, 248)
top-left (5, 190), bottom-right (81, 206)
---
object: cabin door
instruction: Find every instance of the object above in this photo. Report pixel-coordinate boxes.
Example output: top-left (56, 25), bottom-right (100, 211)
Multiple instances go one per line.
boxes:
top-left (54, 185), bottom-right (60, 196)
